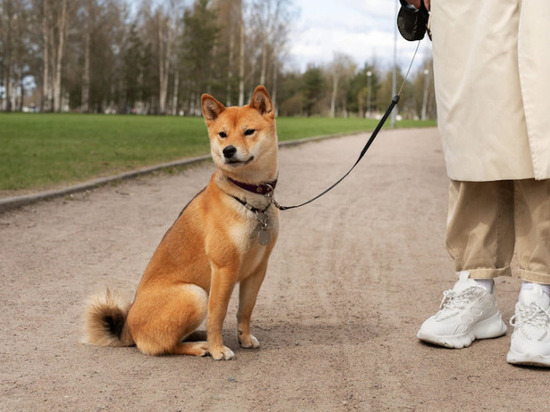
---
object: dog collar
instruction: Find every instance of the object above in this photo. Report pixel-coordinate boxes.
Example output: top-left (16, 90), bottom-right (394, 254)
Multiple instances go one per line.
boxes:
top-left (230, 195), bottom-right (271, 214)
top-left (227, 177), bottom-right (277, 195)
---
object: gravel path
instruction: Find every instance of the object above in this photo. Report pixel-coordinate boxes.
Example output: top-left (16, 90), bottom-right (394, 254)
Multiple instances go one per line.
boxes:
top-left (1, 128), bottom-right (547, 411)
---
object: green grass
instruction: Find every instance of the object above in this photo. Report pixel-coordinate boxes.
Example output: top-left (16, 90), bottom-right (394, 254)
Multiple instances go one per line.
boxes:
top-left (0, 113), bottom-right (436, 194)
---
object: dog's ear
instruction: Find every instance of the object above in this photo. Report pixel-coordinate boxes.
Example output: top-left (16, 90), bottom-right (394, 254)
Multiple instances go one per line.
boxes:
top-left (201, 94), bottom-right (225, 122)
top-left (249, 86), bottom-right (274, 118)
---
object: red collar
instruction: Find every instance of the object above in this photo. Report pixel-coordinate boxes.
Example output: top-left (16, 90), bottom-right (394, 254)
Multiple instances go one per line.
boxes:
top-left (228, 177), bottom-right (277, 195)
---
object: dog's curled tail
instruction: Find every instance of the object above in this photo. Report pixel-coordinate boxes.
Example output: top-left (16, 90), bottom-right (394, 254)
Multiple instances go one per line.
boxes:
top-left (83, 289), bottom-right (134, 347)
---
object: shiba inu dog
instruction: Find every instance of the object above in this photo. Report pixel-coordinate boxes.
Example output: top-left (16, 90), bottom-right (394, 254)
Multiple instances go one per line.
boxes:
top-left (84, 86), bottom-right (279, 360)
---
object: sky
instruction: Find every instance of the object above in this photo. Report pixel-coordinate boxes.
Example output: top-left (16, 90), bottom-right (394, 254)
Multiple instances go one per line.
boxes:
top-left (286, 0), bottom-right (432, 73)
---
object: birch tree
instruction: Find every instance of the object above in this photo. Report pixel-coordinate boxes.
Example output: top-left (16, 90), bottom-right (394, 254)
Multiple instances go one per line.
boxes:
top-left (52, 0), bottom-right (67, 112)
top-left (214, 0), bottom-right (242, 106)
top-left (81, 0), bottom-right (93, 113)
top-left (40, 0), bottom-right (52, 111)
top-left (1, 0), bottom-right (34, 111)
top-left (246, 0), bottom-right (292, 104)
top-left (238, 3), bottom-right (245, 105)
top-left (156, 7), bottom-right (172, 114)
top-left (1, 0), bottom-right (15, 111)
top-left (148, 0), bottom-right (181, 115)
top-left (327, 53), bottom-right (355, 118)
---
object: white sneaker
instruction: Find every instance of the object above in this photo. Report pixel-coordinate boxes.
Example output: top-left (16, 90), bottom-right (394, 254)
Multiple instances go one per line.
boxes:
top-left (507, 284), bottom-right (550, 367)
top-left (417, 271), bottom-right (507, 348)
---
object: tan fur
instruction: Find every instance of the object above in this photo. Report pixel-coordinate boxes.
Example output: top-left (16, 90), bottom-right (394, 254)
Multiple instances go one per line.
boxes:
top-left (84, 289), bottom-right (133, 347)
top-left (83, 86), bottom-right (279, 360)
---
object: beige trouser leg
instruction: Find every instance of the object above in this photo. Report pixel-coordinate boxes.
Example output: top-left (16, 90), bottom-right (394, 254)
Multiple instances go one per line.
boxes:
top-left (446, 179), bottom-right (550, 284)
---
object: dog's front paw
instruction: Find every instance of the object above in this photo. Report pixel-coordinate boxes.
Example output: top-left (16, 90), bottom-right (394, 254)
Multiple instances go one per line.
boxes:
top-left (239, 333), bottom-right (260, 349)
top-left (210, 345), bottom-right (235, 361)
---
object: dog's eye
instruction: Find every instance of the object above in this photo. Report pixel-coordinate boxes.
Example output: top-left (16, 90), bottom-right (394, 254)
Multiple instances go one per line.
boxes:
top-left (219, 131), bottom-right (227, 138)
top-left (244, 129), bottom-right (255, 136)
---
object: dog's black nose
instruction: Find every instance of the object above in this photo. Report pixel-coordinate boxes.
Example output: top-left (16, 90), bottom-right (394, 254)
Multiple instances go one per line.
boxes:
top-left (223, 146), bottom-right (237, 159)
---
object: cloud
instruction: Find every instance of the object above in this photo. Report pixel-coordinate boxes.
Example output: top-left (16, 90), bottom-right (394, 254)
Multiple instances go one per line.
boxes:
top-left (286, 0), bottom-right (432, 72)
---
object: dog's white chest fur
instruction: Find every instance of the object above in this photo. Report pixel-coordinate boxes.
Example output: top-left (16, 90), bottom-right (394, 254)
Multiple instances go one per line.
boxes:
top-left (229, 207), bottom-right (278, 280)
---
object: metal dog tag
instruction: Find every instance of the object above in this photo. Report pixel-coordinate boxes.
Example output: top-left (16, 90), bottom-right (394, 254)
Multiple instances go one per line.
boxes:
top-left (255, 211), bottom-right (271, 246)
top-left (258, 227), bottom-right (271, 246)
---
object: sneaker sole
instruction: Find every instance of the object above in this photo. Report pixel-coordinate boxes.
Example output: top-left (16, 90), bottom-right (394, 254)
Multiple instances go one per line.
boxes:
top-left (417, 312), bottom-right (507, 349)
top-left (506, 349), bottom-right (550, 367)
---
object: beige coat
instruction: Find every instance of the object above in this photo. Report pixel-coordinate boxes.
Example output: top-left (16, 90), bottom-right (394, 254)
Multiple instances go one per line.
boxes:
top-left (431, 0), bottom-right (550, 181)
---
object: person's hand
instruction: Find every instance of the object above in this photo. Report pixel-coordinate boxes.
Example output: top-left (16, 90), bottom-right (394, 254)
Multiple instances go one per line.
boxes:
top-left (405, 0), bottom-right (430, 10)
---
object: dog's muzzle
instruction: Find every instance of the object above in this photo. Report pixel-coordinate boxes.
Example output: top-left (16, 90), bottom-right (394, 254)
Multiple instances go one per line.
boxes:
top-left (222, 145), bottom-right (254, 166)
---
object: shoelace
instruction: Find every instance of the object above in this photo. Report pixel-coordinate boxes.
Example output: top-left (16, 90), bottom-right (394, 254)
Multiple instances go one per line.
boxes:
top-left (510, 302), bottom-right (550, 330)
top-left (439, 287), bottom-right (479, 312)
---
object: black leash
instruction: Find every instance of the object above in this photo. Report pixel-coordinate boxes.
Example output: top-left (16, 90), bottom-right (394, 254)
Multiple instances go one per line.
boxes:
top-left (273, 41), bottom-right (421, 212)
top-left (273, 95), bottom-right (400, 211)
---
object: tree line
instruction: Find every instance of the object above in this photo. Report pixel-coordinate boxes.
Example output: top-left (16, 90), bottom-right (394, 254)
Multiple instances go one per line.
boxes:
top-left (0, 0), bottom-right (436, 119)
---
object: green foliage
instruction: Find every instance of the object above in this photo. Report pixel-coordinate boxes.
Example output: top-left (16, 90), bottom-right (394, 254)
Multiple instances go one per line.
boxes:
top-left (0, 113), bottom-right (435, 194)
top-left (301, 67), bottom-right (326, 117)
top-left (123, 21), bottom-right (145, 110)
top-left (347, 63), bottom-right (381, 115)
top-left (180, 0), bottom-right (222, 103)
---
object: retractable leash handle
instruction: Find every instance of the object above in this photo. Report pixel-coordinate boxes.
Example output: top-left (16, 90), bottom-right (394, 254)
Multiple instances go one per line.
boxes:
top-left (273, 94), bottom-right (401, 211)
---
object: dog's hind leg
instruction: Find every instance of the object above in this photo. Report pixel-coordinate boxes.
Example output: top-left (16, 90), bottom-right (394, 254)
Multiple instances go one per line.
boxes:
top-left (172, 341), bottom-right (209, 356)
top-left (129, 283), bottom-right (208, 356)
top-left (237, 262), bottom-right (268, 349)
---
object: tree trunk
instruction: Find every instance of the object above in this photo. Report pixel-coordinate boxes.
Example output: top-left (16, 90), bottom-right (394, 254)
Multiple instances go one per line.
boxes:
top-left (4, 66), bottom-right (13, 113)
top-left (81, 34), bottom-right (90, 112)
top-left (260, 37), bottom-right (267, 86)
top-left (226, 26), bottom-right (234, 106)
top-left (157, 13), bottom-right (166, 114)
top-left (171, 70), bottom-right (179, 115)
top-left (238, 17), bottom-right (245, 106)
top-left (81, 0), bottom-right (92, 113)
top-left (330, 76), bottom-right (338, 118)
top-left (47, 25), bottom-right (54, 110)
top-left (271, 58), bottom-right (278, 112)
top-left (17, 73), bottom-right (24, 111)
top-left (53, 0), bottom-right (68, 112)
top-left (41, 0), bottom-right (50, 111)
top-left (4, 0), bottom-right (13, 112)
top-left (158, 12), bottom-right (174, 115)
